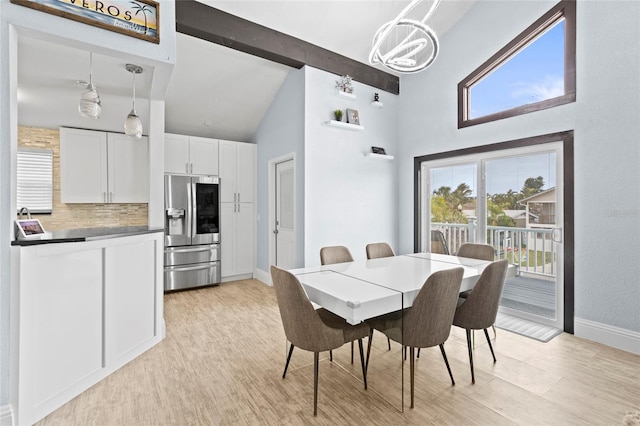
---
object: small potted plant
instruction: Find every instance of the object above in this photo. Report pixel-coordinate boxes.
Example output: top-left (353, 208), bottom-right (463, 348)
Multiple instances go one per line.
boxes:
top-left (333, 109), bottom-right (343, 121)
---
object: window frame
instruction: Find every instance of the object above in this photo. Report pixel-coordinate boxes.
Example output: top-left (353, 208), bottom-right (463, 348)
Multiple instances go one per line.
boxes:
top-left (458, 0), bottom-right (576, 128)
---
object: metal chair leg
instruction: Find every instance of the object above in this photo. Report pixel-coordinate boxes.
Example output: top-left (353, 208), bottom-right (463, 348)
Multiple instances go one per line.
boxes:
top-left (417, 347), bottom-right (420, 358)
top-left (410, 346), bottom-right (415, 409)
top-left (329, 350), bottom-right (332, 362)
top-left (387, 337), bottom-right (391, 351)
top-left (357, 338), bottom-right (367, 389)
top-left (439, 343), bottom-right (455, 386)
top-left (466, 329), bottom-right (475, 384)
top-left (351, 341), bottom-right (354, 363)
top-left (484, 328), bottom-right (497, 363)
top-left (283, 344), bottom-right (294, 379)
top-left (313, 352), bottom-right (319, 416)
top-left (365, 328), bottom-right (374, 374)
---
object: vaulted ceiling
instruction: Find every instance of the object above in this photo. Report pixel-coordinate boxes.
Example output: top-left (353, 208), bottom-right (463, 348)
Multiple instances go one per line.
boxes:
top-left (17, 1), bottom-right (475, 142)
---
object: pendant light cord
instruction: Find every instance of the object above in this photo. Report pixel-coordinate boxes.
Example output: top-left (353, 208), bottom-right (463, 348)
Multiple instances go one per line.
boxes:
top-left (132, 70), bottom-right (136, 112)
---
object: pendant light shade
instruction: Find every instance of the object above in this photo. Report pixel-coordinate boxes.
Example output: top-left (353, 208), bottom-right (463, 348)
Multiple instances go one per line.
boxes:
top-left (124, 64), bottom-right (143, 139)
top-left (78, 52), bottom-right (101, 119)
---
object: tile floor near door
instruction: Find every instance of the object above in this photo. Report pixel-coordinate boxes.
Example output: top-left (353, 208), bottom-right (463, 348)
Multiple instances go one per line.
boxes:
top-left (37, 279), bottom-right (640, 425)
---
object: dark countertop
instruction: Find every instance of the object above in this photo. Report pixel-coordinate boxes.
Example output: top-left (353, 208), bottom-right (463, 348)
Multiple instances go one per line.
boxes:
top-left (12, 226), bottom-right (164, 246)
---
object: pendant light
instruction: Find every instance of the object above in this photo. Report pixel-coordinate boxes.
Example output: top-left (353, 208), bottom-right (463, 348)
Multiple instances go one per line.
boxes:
top-left (124, 64), bottom-right (143, 139)
top-left (78, 52), bottom-right (101, 119)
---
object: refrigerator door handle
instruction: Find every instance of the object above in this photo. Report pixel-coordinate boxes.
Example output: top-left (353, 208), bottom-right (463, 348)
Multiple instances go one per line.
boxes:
top-left (191, 180), bottom-right (198, 238)
top-left (186, 181), bottom-right (193, 239)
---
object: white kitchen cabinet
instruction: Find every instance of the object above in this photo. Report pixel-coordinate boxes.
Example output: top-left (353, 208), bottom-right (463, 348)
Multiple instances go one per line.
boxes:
top-left (11, 232), bottom-right (164, 425)
top-left (60, 128), bottom-right (149, 203)
top-left (221, 201), bottom-right (254, 277)
top-left (219, 140), bottom-right (255, 278)
top-left (107, 133), bottom-right (150, 203)
top-left (219, 140), bottom-right (255, 203)
top-left (164, 133), bottom-right (218, 175)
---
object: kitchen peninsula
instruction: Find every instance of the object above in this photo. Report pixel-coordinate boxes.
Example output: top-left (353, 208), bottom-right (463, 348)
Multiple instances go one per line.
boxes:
top-left (10, 226), bottom-right (164, 425)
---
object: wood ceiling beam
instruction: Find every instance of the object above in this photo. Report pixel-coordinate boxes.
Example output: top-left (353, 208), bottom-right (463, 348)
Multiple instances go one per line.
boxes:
top-left (175, 0), bottom-right (400, 95)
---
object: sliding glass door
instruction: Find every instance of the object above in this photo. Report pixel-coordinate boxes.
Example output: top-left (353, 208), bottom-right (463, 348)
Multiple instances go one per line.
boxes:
top-left (420, 143), bottom-right (564, 329)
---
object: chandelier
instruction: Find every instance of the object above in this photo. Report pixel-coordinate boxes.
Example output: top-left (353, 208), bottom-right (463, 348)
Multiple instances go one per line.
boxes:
top-left (369, 0), bottom-right (441, 74)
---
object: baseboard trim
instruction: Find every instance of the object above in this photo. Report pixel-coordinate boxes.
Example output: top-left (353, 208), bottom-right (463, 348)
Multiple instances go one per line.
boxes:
top-left (254, 268), bottom-right (272, 286)
top-left (574, 317), bottom-right (640, 355)
top-left (1, 404), bottom-right (13, 426)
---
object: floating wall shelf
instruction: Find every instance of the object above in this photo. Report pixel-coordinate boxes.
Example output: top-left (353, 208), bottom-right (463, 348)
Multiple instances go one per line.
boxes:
top-left (326, 120), bottom-right (364, 131)
top-left (336, 90), bottom-right (356, 100)
top-left (365, 153), bottom-right (394, 160)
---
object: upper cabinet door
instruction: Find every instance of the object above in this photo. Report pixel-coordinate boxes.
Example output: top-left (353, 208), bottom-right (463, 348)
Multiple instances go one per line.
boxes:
top-left (235, 143), bottom-right (255, 204)
top-left (60, 128), bottom-right (108, 203)
top-left (164, 133), bottom-right (190, 174)
top-left (219, 140), bottom-right (255, 203)
top-left (108, 133), bottom-right (149, 203)
top-left (219, 140), bottom-right (237, 203)
top-left (189, 137), bottom-right (219, 176)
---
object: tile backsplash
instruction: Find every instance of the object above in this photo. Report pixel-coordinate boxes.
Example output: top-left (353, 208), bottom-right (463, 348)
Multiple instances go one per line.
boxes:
top-left (18, 126), bottom-right (148, 231)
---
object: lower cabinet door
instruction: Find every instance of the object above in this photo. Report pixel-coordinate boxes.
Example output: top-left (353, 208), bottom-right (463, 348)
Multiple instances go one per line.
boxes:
top-left (105, 239), bottom-right (156, 363)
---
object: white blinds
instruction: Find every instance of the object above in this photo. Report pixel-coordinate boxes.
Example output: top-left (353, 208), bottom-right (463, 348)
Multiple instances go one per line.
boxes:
top-left (16, 147), bottom-right (53, 214)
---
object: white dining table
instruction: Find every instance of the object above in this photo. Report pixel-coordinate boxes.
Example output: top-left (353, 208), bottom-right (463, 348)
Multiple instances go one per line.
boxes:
top-left (290, 253), bottom-right (517, 325)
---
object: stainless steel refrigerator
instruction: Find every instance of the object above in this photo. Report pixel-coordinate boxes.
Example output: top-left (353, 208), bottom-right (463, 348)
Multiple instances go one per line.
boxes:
top-left (164, 174), bottom-right (220, 291)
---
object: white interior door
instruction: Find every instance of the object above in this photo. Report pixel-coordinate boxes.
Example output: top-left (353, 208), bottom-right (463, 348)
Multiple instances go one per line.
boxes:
top-left (275, 159), bottom-right (295, 269)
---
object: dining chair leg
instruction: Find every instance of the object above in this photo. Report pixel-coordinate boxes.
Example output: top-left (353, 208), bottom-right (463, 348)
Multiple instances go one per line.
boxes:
top-left (283, 344), bottom-right (295, 379)
top-left (365, 328), bottom-right (374, 374)
top-left (484, 328), bottom-right (497, 363)
top-left (439, 344), bottom-right (455, 386)
top-left (409, 346), bottom-right (415, 409)
top-left (329, 350), bottom-right (332, 362)
top-left (466, 329), bottom-right (475, 384)
top-left (313, 352), bottom-right (319, 416)
top-left (357, 338), bottom-right (367, 390)
top-left (417, 347), bottom-right (420, 358)
top-left (351, 341), bottom-right (354, 363)
top-left (492, 324), bottom-right (497, 339)
top-left (387, 337), bottom-right (391, 351)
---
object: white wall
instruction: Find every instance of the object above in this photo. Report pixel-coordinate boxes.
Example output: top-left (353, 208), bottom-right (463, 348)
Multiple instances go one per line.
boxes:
top-left (253, 67), bottom-right (306, 272)
top-left (0, 0), bottom-right (176, 411)
top-left (397, 1), bottom-right (640, 347)
top-left (303, 66), bottom-right (398, 265)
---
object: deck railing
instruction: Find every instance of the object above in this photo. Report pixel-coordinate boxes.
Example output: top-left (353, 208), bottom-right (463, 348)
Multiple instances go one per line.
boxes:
top-left (431, 221), bottom-right (557, 278)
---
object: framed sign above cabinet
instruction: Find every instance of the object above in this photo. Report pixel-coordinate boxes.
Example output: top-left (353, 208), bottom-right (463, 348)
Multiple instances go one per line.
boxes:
top-left (10, 0), bottom-right (160, 44)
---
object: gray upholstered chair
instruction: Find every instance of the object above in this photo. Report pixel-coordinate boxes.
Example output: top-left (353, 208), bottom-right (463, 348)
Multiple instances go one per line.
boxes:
top-left (457, 243), bottom-right (495, 299)
top-left (270, 266), bottom-right (369, 416)
top-left (320, 245), bottom-right (369, 363)
top-left (430, 230), bottom-right (450, 255)
top-left (320, 245), bottom-right (353, 265)
top-left (365, 242), bottom-right (395, 351)
top-left (366, 267), bottom-right (464, 408)
top-left (452, 259), bottom-right (508, 384)
top-left (365, 242), bottom-right (395, 259)
top-left (457, 243), bottom-right (495, 261)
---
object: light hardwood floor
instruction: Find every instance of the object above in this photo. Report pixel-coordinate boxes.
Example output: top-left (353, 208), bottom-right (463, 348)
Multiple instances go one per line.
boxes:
top-left (37, 279), bottom-right (640, 425)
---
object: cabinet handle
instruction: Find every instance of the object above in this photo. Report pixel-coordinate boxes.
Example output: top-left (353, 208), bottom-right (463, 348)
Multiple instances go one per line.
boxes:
top-left (190, 163), bottom-right (193, 174)
top-left (238, 193), bottom-right (241, 203)
top-left (238, 203), bottom-right (240, 213)
top-left (103, 192), bottom-right (107, 203)
top-left (234, 203), bottom-right (236, 213)
top-left (185, 162), bottom-right (189, 173)
top-left (109, 192), bottom-right (113, 203)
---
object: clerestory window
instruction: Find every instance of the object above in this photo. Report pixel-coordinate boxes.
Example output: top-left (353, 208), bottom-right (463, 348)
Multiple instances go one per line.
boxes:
top-left (458, 0), bottom-right (576, 128)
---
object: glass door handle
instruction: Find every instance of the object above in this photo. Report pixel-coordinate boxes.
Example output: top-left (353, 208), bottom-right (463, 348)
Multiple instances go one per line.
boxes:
top-left (551, 228), bottom-right (562, 243)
